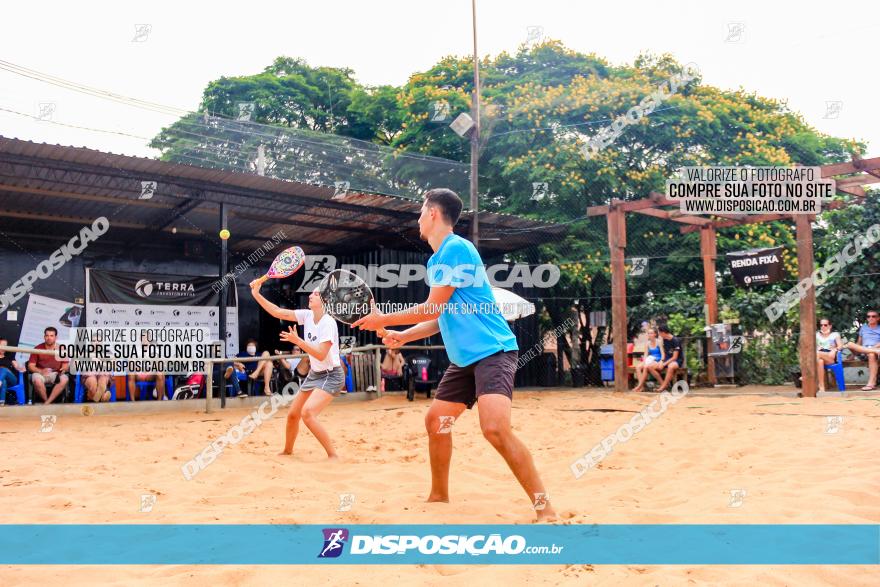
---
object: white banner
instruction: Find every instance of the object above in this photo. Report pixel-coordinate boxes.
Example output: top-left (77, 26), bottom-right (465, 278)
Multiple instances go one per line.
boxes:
top-left (86, 303), bottom-right (238, 356)
top-left (85, 268), bottom-right (239, 357)
top-left (15, 294), bottom-right (83, 363)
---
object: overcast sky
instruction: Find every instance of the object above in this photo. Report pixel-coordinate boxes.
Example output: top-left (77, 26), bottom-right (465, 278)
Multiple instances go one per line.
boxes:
top-left (1, 0), bottom-right (877, 159)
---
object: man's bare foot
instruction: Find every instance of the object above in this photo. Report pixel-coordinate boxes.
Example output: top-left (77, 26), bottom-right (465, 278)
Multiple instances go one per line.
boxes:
top-left (426, 493), bottom-right (449, 503)
top-left (535, 507), bottom-right (558, 523)
top-left (278, 450), bottom-right (292, 456)
top-left (327, 454), bottom-right (340, 461)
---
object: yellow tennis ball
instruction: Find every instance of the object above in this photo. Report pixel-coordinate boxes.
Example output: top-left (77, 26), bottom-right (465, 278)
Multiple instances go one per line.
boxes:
top-left (219, 229), bottom-right (231, 240)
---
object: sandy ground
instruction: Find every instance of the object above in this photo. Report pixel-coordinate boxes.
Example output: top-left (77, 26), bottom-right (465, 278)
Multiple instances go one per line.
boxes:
top-left (1, 389), bottom-right (878, 586)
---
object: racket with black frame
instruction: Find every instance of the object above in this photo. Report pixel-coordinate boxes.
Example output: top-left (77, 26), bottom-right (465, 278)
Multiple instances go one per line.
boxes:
top-left (318, 269), bottom-right (387, 337)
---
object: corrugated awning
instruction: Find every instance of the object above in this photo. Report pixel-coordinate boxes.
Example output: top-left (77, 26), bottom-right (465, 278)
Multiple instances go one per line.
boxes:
top-left (0, 135), bottom-right (565, 256)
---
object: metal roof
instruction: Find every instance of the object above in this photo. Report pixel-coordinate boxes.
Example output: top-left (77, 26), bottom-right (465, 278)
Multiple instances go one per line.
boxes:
top-left (0, 135), bottom-right (565, 256)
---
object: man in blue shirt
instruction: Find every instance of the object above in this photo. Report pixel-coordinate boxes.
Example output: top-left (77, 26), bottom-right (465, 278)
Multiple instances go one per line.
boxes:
top-left (845, 309), bottom-right (880, 390)
top-left (354, 188), bottom-right (555, 521)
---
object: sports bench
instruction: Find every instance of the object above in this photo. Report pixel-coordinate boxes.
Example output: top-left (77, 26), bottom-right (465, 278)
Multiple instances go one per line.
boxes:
top-left (625, 365), bottom-right (691, 387)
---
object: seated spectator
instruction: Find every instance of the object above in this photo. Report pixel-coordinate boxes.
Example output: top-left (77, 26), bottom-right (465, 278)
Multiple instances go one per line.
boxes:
top-left (127, 333), bottom-right (167, 400)
top-left (381, 347), bottom-right (405, 377)
top-left (127, 371), bottom-right (167, 401)
top-left (632, 327), bottom-right (664, 392)
top-left (83, 373), bottom-right (112, 402)
top-left (648, 325), bottom-right (683, 392)
top-left (215, 362), bottom-right (243, 397)
top-left (816, 318), bottom-right (844, 393)
top-left (128, 372), bottom-right (168, 402)
top-left (231, 338), bottom-right (273, 395)
top-left (380, 347), bottom-right (406, 392)
top-left (27, 327), bottom-right (69, 404)
top-left (284, 345), bottom-right (310, 380)
top-left (844, 309), bottom-right (880, 390)
top-left (0, 337), bottom-right (25, 404)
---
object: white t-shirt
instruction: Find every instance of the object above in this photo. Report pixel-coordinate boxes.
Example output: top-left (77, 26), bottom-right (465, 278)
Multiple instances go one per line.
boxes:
top-left (816, 330), bottom-right (841, 350)
top-left (293, 309), bottom-right (340, 372)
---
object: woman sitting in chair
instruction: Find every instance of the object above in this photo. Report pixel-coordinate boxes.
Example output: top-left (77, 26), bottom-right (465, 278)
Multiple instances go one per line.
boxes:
top-left (816, 318), bottom-right (843, 393)
top-left (381, 347), bottom-right (405, 377)
top-left (632, 327), bottom-right (664, 393)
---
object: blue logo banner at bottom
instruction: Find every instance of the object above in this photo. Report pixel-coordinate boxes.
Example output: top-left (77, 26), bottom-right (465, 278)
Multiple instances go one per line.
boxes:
top-left (1, 525), bottom-right (877, 565)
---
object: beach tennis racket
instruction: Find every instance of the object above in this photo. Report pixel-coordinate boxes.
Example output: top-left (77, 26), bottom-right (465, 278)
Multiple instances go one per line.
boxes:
top-left (252, 246), bottom-right (305, 287)
top-left (318, 269), bottom-right (387, 337)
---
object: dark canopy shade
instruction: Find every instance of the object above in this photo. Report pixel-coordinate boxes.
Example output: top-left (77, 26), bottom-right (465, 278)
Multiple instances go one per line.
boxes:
top-left (0, 136), bottom-right (565, 257)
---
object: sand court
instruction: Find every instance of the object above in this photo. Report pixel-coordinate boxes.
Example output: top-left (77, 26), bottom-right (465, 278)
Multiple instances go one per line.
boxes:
top-left (1, 388), bottom-right (877, 585)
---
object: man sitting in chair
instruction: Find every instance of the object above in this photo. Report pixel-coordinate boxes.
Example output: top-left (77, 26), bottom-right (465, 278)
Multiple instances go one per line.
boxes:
top-left (844, 309), bottom-right (880, 391)
top-left (648, 325), bottom-right (684, 393)
top-left (27, 327), bottom-right (69, 404)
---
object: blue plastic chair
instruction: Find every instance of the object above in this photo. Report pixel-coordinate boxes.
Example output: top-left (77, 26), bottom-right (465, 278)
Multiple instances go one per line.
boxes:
top-left (235, 370), bottom-right (256, 395)
top-left (6, 371), bottom-right (26, 405)
top-left (341, 355), bottom-right (354, 393)
top-left (127, 375), bottom-right (174, 401)
top-left (824, 351), bottom-right (846, 392)
top-left (74, 374), bottom-right (117, 403)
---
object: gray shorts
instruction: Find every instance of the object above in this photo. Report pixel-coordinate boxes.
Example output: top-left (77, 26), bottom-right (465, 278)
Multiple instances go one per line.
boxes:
top-left (300, 366), bottom-right (345, 394)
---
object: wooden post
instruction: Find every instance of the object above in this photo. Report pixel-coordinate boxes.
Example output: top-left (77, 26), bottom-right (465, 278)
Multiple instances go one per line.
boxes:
top-left (205, 360), bottom-right (214, 413)
top-left (701, 226), bottom-right (718, 385)
top-left (796, 215), bottom-right (817, 397)
top-left (607, 203), bottom-right (628, 392)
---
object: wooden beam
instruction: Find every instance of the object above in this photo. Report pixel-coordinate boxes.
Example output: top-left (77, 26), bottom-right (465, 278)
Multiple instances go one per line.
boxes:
top-left (796, 214), bottom-right (817, 397)
top-left (632, 207), bottom-right (713, 226)
top-left (836, 184), bottom-right (866, 198)
top-left (700, 226), bottom-right (718, 385)
top-left (836, 175), bottom-right (880, 188)
top-left (587, 193), bottom-right (675, 217)
top-left (680, 213), bottom-right (793, 234)
top-left (667, 209), bottom-right (716, 225)
top-left (607, 205), bottom-right (629, 392)
top-left (820, 156), bottom-right (880, 177)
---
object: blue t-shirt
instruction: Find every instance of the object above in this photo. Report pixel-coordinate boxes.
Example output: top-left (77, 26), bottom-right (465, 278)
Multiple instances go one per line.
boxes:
top-left (859, 323), bottom-right (880, 347)
top-left (427, 234), bottom-right (518, 367)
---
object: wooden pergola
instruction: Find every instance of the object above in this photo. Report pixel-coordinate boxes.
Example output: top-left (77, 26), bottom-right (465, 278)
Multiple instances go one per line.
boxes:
top-left (587, 155), bottom-right (880, 397)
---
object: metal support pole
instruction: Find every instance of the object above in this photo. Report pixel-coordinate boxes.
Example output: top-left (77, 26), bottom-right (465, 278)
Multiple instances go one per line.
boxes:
top-left (219, 202), bottom-right (228, 409)
top-left (205, 360), bottom-right (214, 414)
top-left (469, 0), bottom-right (480, 249)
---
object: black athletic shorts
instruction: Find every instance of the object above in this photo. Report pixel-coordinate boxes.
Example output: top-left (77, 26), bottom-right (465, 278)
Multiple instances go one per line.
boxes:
top-left (435, 350), bottom-right (518, 409)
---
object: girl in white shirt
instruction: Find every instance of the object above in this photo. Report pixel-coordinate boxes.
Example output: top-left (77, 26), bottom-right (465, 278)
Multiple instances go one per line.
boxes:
top-left (816, 318), bottom-right (843, 393)
top-left (251, 282), bottom-right (343, 459)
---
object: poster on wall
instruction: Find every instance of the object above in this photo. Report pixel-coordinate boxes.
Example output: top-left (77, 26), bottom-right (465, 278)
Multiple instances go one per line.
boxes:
top-left (85, 269), bottom-right (238, 356)
top-left (15, 294), bottom-right (83, 363)
top-left (726, 246), bottom-right (783, 286)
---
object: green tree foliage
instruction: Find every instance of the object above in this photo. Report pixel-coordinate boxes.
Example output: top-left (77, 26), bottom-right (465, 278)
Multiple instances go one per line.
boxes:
top-left (149, 45), bottom-right (872, 381)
